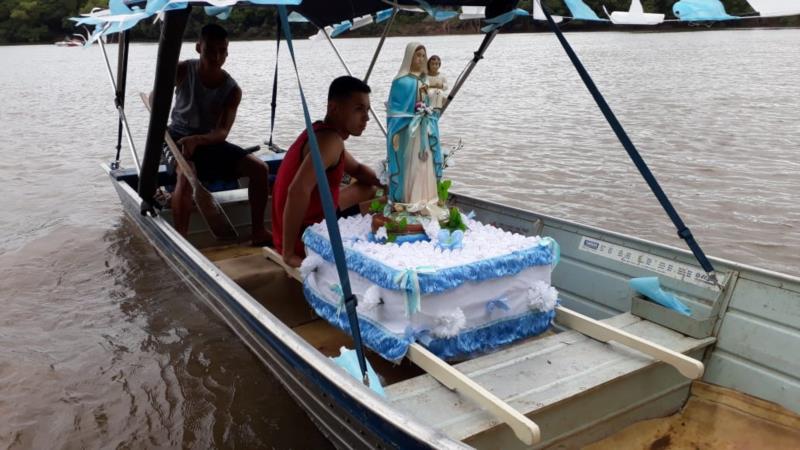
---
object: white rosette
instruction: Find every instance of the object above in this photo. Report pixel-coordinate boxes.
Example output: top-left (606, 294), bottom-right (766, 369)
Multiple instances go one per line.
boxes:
top-left (432, 307), bottom-right (467, 338)
top-left (360, 285), bottom-right (383, 312)
top-left (299, 253), bottom-right (325, 279)
top-left (528, 280), bottom-right (559, 312)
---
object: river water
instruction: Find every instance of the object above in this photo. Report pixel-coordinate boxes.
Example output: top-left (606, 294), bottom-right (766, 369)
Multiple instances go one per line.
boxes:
top-left (1, 29), bottom-right (798, 448)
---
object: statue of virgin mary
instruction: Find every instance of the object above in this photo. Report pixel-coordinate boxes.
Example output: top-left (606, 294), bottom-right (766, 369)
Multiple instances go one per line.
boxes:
top-left (386, 42), bottom-right (445, 219)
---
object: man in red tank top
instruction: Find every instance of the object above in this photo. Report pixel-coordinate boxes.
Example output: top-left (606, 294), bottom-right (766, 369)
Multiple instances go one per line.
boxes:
top-left (272, 76), bottom-right (381, 267)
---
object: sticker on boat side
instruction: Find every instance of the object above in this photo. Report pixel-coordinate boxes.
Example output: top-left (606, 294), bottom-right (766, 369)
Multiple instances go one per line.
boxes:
top-left (578, 236), bottom-right (723, 291)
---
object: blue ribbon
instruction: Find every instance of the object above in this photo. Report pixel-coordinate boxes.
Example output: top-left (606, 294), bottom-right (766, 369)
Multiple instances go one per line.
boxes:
top-left (486, 297), bottom-right (511, 314)
top-left (393, 266), bottom-right (436, 317)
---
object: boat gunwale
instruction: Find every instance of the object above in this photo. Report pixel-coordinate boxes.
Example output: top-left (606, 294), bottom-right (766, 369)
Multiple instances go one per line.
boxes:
top-left (452, 192), bottom-right (800, 287)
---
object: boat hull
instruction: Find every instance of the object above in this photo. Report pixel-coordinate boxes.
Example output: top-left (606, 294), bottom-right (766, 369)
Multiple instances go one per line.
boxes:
top-left (106, 165), bottom-right (464, 450)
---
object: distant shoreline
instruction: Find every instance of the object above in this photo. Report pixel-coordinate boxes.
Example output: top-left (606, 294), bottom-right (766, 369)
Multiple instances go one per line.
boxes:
top-left (5, 23), bottom-right (800, 47)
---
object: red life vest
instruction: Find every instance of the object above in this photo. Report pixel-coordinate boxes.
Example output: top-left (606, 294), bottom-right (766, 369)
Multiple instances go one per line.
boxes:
top-left (271, 121), bottom-right (345, 256)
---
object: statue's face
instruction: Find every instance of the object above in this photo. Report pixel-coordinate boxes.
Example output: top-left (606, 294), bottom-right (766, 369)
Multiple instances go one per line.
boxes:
top-left (428, 57), bottom-right (440, 74)
top-left (410, 46), bottom-right (427, 73)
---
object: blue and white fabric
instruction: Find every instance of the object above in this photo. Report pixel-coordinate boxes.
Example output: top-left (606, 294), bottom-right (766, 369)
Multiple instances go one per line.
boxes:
top-left (301, 214), bottom-right (559, 361)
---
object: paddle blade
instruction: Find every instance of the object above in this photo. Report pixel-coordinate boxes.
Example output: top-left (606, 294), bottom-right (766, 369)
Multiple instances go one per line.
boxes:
top-left (193, 186), bottom-right (239, 241)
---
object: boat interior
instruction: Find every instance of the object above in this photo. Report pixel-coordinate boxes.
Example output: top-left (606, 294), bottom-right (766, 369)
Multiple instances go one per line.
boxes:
top-left (111, 166), bottom-right (800, 449)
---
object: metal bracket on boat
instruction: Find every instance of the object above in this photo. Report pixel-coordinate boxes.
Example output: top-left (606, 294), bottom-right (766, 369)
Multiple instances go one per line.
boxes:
top-left (631, 270), bottom-right (739, 339)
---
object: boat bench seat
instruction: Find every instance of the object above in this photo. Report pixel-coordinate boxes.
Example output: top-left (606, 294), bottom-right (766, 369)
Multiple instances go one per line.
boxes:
top-left (385, 313), bottom-right (716, 448)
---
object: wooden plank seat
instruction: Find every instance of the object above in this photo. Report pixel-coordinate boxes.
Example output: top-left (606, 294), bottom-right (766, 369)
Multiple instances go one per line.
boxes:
top-left (386, 313), bottom-right (716, 448)
top-left (210, 250), bottom-right (318, 328)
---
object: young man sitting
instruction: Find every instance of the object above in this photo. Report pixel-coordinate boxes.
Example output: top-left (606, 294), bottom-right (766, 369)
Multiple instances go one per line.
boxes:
top-left (272, 76), bottom-right (382, 268)
top-left (167, 24), bottom-right (270, 244)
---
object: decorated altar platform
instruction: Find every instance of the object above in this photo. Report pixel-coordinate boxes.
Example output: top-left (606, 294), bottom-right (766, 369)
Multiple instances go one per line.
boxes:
top-left (300, 214), bottom-right (560, 361)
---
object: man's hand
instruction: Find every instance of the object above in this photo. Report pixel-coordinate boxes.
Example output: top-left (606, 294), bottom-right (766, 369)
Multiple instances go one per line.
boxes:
top-left (283, 251), bottom-right (303, 268)
top-left (177, 136), bottom-right (200, 158)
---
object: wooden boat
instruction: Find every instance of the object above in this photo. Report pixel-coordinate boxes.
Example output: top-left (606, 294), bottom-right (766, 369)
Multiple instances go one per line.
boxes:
top-left (91, 1), bottom-right (800, 448)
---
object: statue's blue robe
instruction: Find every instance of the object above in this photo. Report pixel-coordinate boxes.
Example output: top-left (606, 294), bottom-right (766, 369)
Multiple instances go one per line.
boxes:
top-left (386, 75), bottom-right (443, 203)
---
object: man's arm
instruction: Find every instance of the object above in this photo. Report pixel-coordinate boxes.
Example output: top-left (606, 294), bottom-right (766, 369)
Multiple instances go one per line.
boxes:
top-left (178, 86), bottom-right (242, 157)
top-left (343, 150), bottom-right (381, 187)
top-left (282, 131), bottom-right (344, 267)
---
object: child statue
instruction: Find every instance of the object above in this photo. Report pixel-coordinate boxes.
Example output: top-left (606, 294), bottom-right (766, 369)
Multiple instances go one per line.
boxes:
top-left (426, 55), bottom-right (448, 111)
top-left (386, 42), bottom-right (446, 221)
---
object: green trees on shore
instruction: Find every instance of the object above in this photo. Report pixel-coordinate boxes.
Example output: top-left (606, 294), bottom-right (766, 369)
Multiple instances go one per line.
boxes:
top-left (0, 1), bottom-right (796, 45)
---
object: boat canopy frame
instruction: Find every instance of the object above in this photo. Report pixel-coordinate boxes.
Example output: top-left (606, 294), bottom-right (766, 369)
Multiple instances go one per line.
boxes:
top-left (99, 0), bottom-right (720, 409)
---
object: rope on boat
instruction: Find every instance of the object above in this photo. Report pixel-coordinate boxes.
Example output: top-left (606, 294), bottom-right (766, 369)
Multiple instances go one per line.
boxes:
top-left (267, 21), bottom-right (280, 148)
top-left (539, 4), bottom-right (719, 285)
top-left (277, 6), bottom-right (371, 385)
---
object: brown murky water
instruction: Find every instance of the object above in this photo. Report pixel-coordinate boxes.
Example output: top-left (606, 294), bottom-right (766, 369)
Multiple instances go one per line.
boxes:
top-left (1, 30), bottom-right (798, 448)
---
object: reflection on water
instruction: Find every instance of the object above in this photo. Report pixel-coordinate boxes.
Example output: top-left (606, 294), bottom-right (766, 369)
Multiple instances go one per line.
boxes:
top-left (0, 221), bottom-right (332, 448)
top-left (0, 29), bottom-right (798, 448)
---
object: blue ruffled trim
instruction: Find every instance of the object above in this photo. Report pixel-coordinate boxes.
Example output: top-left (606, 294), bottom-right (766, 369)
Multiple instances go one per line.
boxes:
top-left (303, 282), bottom-right (555, 362)
top-left (303, 227), bottom-right (556, 295)
top-left (303, 284), bottom-right (411, 362)
top-left (425, 309), bottom-right (555, 360)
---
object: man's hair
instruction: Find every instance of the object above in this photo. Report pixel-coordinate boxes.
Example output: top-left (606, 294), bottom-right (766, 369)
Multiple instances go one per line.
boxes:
top-left (328, 76), bottom-right (371, 101)
top-left (200, 23), bottom-right (228, 42)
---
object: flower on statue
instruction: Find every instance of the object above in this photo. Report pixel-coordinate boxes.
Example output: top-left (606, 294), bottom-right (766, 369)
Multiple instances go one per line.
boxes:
top-left (528, 280), bottom-right (559, 312)
top-left (432, 307), bottom-right (467, 338)
top-left (436, 229), bottom-right (464, 251)
top-left (415, 101), bottom-right (434, 116)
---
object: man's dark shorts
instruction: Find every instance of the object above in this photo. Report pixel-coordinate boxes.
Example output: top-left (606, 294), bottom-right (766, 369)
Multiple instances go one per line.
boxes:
top-left (166, 130), bottom-right (248, 181)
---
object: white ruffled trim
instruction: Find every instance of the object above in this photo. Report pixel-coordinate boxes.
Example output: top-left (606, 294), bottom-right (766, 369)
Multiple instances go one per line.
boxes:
top-left (432, 307), bottom-right (467, 338)
top-left (528, 280), bottom-right (558, 312)
top-left (360, 285), bottom-right (383, 312)
top-left (299, 253), bottom-right (325, 279)
top-left (308, 214), bottom-right (545, 271)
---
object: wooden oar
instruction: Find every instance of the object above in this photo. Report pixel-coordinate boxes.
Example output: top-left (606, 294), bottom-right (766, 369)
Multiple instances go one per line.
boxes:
top-left (261, 246), bottom-right (542, 445)
top-left (139, 92), bottom-right (238, 240)
top-left (555, 306), bottom-right (705, 379)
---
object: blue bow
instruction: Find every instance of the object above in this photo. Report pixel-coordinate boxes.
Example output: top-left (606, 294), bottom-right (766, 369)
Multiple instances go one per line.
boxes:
top-left (437, 229), bottom-right (464, 251)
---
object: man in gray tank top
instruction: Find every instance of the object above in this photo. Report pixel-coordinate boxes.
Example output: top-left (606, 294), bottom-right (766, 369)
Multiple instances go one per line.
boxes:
top-left (167, 24), bottom-right (269, 244)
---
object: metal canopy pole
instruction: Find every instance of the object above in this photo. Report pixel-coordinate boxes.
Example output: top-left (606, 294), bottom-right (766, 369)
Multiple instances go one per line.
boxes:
top-left (266, 21), bottom-right (281, 149)
top-left (439, 29), bottom-right (498, 117)
top-left (112, 30), bottom-right (131, 169)
top-left (321, 27), bottom-right (388, 137)
top-left (98, 29), bottom-right (141, 174)
top-left (138, 6), bottom-right (191, 215)
top-left (363, 8), bottom-right (397, 84)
